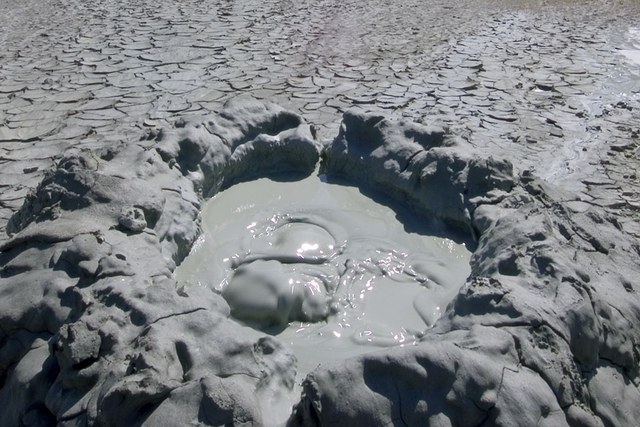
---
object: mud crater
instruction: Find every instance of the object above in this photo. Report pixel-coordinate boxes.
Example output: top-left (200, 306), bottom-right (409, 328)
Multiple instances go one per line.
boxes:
top-left (176, 171), bottom-right (472, 374)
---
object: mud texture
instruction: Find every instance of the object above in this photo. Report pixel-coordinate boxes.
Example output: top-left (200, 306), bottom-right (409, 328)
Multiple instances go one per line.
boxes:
top-left (1, 0), bottom-right (640, 426)
top-left (1, 99), bottom-right (318, 426)
top-left (1, 96), bottom-right (639, 426)
top-left (294, 108), bottom-right (640, 427)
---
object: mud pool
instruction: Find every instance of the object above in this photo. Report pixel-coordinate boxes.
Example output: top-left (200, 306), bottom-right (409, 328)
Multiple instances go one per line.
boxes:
top-left (176, 172), bottom-right (471, 376)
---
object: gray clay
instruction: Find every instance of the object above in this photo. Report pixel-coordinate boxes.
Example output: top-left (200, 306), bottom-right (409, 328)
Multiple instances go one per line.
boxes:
top-left (1, 2), bottom-right (640, 426)
top-left (175, 172), bottom-right (471, 391)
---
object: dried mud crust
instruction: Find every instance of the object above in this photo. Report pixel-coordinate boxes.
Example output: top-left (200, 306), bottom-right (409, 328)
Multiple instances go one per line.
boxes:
top-left (1, 98), bottom-right (639, 426)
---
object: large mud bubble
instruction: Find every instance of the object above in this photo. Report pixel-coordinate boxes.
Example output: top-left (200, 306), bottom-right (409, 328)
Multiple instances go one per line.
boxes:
top-left (1, 98), bottom-right (639, 426)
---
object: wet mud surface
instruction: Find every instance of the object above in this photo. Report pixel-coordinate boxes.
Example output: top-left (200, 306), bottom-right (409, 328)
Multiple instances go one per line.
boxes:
top-left (1, 0), bottom-right (640, 425)
top-left (176, 173), bottom-right (471, 379)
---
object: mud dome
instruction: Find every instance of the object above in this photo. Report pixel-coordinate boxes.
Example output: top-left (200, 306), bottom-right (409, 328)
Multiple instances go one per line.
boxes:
top-left (2, 98), bottom-right (640, 427)
top-left (176, 172), bottom-right (471, 374)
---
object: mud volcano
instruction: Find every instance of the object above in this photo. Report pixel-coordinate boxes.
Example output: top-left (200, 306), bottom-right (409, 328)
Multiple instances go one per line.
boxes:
top-left (2, 97), bottom-right (639, 426)
top-left (176, 171), bottom-right (471, 375)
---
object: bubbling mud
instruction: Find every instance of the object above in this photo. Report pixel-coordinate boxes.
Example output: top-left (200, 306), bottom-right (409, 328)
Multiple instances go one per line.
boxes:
top-left (175, 172), bottom-right (471, 375)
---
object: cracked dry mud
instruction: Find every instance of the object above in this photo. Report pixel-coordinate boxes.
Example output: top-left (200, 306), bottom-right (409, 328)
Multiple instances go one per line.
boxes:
top-left (1, 0), bottom-right (640, 426)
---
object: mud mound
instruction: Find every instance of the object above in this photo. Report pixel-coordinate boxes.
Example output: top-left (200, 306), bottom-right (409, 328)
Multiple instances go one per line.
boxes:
top-left (1, 98), bottom-right (639, 426)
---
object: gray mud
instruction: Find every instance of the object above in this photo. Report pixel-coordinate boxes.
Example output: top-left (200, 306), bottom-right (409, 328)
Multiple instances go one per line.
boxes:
top-left (176, 171), bottom-right (471, 375)
top-left (1, 1), bottom-right (640, 426)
